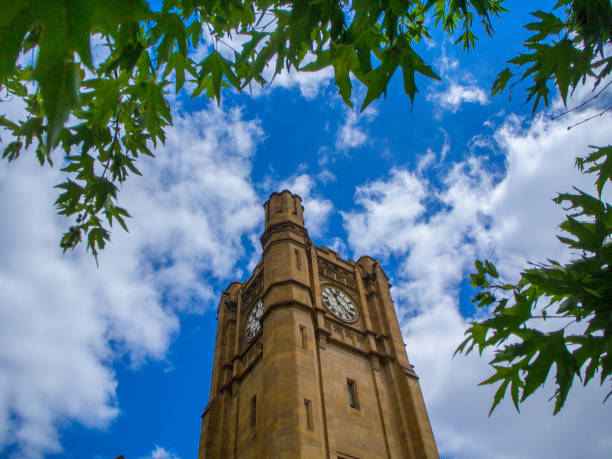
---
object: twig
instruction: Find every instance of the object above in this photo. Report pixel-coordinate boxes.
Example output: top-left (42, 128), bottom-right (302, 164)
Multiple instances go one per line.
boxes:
top-left (551, 79), bottom-right (612, 121)
top-left (217, 38), bottom-right (240, 54)
top-left (567, 105), bottom-right (612, 130)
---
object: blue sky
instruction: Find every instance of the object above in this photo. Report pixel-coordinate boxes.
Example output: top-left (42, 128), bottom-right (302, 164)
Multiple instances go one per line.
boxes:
top-left (1, 1), bottom-right (612, 458)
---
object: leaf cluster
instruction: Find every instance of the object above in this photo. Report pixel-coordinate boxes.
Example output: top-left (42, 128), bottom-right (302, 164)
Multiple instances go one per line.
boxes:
top-left (456, 145), bottom-right (612, 415)
top-left (0, 0), bottom-right (507, 256)
top-left (1, 1), bottom-right (166, 260)
top-left (491, 0), bottom-right (612, 113)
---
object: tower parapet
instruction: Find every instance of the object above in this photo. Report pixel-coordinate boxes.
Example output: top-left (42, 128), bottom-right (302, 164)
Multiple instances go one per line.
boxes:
top-left (260, 190), bottom-right (309, 251)
top-left (263, 189), bottom-right (305, 229)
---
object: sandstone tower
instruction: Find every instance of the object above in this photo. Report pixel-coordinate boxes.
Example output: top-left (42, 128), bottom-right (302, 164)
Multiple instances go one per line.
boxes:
top-left (198, 191), bottom-right (438, 458)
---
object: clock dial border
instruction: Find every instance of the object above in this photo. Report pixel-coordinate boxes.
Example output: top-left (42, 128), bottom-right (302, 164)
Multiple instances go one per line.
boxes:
top-left (244, 300), bottom-right (263, 341)
top-left (320, 285), bottom-right (359, 323)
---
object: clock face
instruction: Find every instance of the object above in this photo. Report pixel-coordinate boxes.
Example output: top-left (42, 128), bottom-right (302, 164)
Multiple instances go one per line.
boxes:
top-left (321, 287), bottom-right (358, 322)
top-left (245, 300), bottom-right (263, 341)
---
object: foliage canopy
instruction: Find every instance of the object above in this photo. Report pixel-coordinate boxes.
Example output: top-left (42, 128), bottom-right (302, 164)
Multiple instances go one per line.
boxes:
top-left (457, 146), bottom-right (612, 414)
top-left (0, 0), bottom-right (506, 258)
top-left (456, 0), bottom-right (612, 415)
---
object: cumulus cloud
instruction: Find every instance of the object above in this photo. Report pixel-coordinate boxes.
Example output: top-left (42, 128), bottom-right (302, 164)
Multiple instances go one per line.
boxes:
top-left (0, 104), bottom-right (263, 457)
top-left (342, 109), bottom-right (612, 458)
top-left (427, 82), bottom-right (489, 113)
top-left (269, 65), bottom-right (334, 99)
top-left (426, 50), bottom-right (490, 115)
top-left (326, 237), bottom-right (349, 260)
top-left (125, 106), bottom-right (263, 308)
top-left (403, 302), bottom-right (612, 459)
top-left (140, 445), bottom-right (181, 459)
top-left (342, 169), bottom-right (429, 256)
top-left (335, 103), bottom-right (378, 151)
top-left (275, 174), bottom-right (334, 237)
top-left (336, 110), bottom-right (368, 150)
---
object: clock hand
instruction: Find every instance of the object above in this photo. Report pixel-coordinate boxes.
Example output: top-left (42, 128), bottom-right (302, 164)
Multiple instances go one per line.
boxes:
top-left (333, 292), bottom-right (348, 313)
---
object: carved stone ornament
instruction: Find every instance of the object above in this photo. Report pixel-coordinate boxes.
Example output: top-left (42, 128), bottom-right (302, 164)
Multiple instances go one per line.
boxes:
top-left (318, 257), bottom-right (356, 288)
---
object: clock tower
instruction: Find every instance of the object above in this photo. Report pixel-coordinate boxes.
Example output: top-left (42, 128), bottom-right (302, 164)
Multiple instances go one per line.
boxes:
top-left (198, 191), bottom-right (438, 458)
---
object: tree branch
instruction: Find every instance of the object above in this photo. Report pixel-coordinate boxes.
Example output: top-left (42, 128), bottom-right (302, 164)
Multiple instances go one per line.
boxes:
top-left (551, 79), bottom-right (612, 121)
top-left (567, 105), bottom-right (612, 130)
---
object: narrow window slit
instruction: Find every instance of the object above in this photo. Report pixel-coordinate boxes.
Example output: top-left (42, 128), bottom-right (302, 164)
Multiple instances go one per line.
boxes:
top-left (300, 325), bottom-right (307, 349)
top-left (304, 399), bottom-right (313, 430)
top-left (295, 248), bottom-right (301, 270)
top-left (347, 379), bottom-right (359, 409)
top-left (250, 395), bottom-right (257, 427)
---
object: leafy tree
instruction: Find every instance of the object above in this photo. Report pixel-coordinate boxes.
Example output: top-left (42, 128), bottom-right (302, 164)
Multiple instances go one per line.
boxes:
top-left (0, 0), bottom-right (506, 259)
top-left (456, 0), bottom-right (612, 414)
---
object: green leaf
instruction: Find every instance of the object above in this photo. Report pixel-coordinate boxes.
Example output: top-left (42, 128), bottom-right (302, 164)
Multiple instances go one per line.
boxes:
top-left (0, 0), bottom-right (23, 28)
top-left (523, 11), bottom-right (565, 44)
top-left (196, 50), bottom-right (240, 102)
top-left (576, 146), bottom-right (612, 198)
top-left (397, 43), bottom-right (440, 105)
top-left (484, 260), bottom-right (499, 278)
top-left (91, 0), bottom-right (152, 33)
top-left (150, 11), bottom-right (188, 64)
top-left (32, 2), bottom-right (80, 149)
top-left (300, 50), bottom-right (332, 72)
top-left (521, 346), bottom-right (553, 402)
top-left (489, 378), bottom-right (510, 416)
top-left (107, 42), bottom-right (145, 74)
top-left (2, 140), bottom-right (22, 161)
top-left (236, 31), bottom-right (268, 67)
top-left (360, 56), bottom-right (398, 112)
top-left (491, 67), bottom-right (512, 96)
top-left (40, 59), bottom-right (82, 149)
top-left (0, 7), bottom-right (32, 80)
top-left (331, 44), bottom-right (358, 107)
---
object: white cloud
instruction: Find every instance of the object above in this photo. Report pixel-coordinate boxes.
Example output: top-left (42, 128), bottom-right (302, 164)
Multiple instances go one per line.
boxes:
top-left (269, 65), bottom-right (334, 99)
top-left (336, 110), bottom-right (368, 150)
top-left (316, 168), bottom-right (336, 184)
top-left (124, 106), bottom-right (263, 309)
top-left (403, 302), bottom-right (612, 459)
top-left (342, 169), bottom-right (428, 257)
top-left (335, 104), bottom-right (378, 151)
top-left (427, 81), bottom-right (489, 114)
top-left (427, 50), bottom-right (490, 115)
top-left (0, 104), bottom-right (263, 457)
top-left (140, 445), bottom-right (181, 459)
top-left (419, 128), bottom-right (451, 173)
top-left (276, 174), bottom-right (333, 237)
top-left (326, 237), bottom-right (349, 260)
top-left (342, 109), bottom-right (612, 458)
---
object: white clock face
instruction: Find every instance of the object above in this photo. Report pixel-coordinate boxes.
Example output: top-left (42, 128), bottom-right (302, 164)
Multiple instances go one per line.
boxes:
top-left (321, 287), bottom-right (358, 322)
top-left (245, 300), bottom-right (263, 341)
